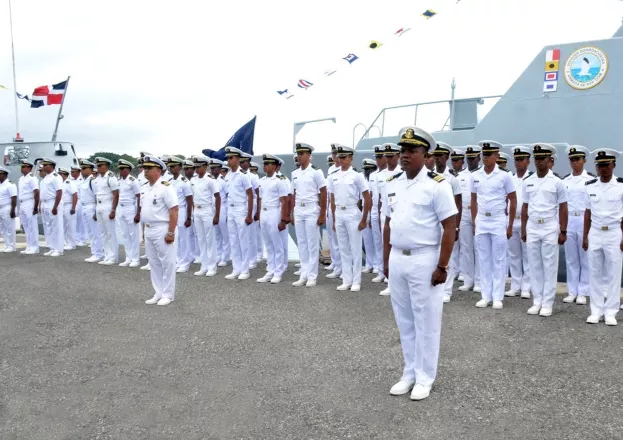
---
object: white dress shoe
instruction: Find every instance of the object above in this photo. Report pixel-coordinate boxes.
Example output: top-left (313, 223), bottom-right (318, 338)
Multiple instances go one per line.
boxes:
top-left (140, 254), bottom-right (147, 259)
top-left (576, 295), bottom-right (587, 305)
top-left (256, 257), bottom-right (263, 263)
top-left (205, 270), bottom-right (217, 277)
top-left (504, 289), bottom-right (518, 297)
top-left (194, 258), bottom-right (202, 264)
top-left (85, 256), bottom-right (101, 263)
top-left (324, 265), bottom-right (334, 271)
top-left (326, 271), bottom-right (341, 279)
top-left (539, 307), bottom-right (552, 317)
top-left (3, 247), bottom-right (15, 253)
top-left (605, 316), bottom-right (618, 326)
top-left (293, 270), bottom-right (301, 276)
top-left (225, 273), bottom-right (240, 280)
top-left (527, 305), bottom-right (541, 315)
top-left (295, 263), bottom-right (301, 268)
top-left (384, 278), bottom-right (388, 284)
top-left (217, 261), bottom-right (228, 267)
top-left (380, 287), bottom-right (390, 296)
top-left (157, 298), bottom-right (173, 306)
top-left (25, 250), bottom-right (39, 255)
top-left (492, 300), bottom-right (503, 310)
top-left (475, 299), bottom-right (490, 308)
top-left (562, 295), bottom-right (577, 304)
top-left (586, 315), bottom-right (601, 324)
top-left (237, 272), bottom-right (250, 280)
top-left (176, 267), bottom-right (188, 273)
top-left (257, 274), bottom-right (273, 283)
top-left (372, 268), bottom-right (379, 274)
top-left (249, 264), bottom-right (257, 270)
top-left (336, 284), bottom-right (351, 291)
top-left (140, 263), bottom-right (151, 271)
top-left (99, 260), bottom-right (114, 265)
top-left (194, 270), bottom-right (207, 276)
top-left (50, 251), bottom-right (62, 257)
top-left (410, 384), bottom-right (432, 401)
top-left (270, 276), bottom-right (282, 284)
top-left (350, 284), bottom-right (361, 292)
top-left (129, 261), bottom-right (140, 268)
top-left (458, 285), bottom-right (473, 292)
top-left (292, 279), bottom-right (307, 287)
top-left (44, 250), bottom-right (54, 256)
top-left (119, 261), bottom-right (130, 267)
top-left (145, 297), bottom-right (160, 305)
top-left (362, 267), bottom-right (373, 274)
top-left (389, 380), bottom-right (415, 396)
top-left (473, 285), bottom-right (482, 293)
top-left (457, 275), bottom-right (464, 282)
top-left (443, 294), bottom-right (451, 303)
top-left (306, 280), bottom-right (317, 287)
top-left (20, 250), bottom-right (27, 254)
top-left (520, 291), bottom-right (531, 299)
top-left (371, 275), bottom-right (385, 283)
top-left (63, 246), bottom-right (74, 251)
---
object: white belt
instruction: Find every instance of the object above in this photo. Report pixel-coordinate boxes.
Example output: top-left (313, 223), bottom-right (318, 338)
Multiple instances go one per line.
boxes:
top-left (336, 205), bottom-right (359, 210)
top-left (591, 223), bottom-right (621, 231)
top-left (391, 245), bottom-right (439, 256)
top-left (514, 215), bottom-right (520, 219)
top-left (19, 198), bottom-right (34, 203)
top-left (262, 206), bottom-right (280, 211)
top-left (479, 210), bottom-right (505, 217)
top-left (144, 222), bottom-right (168, 228)
top-left (528, 216), bottom-right (556, 224)
top-left (81, 202), bottom-right (95, 206)
top-left (195, 204), bottom-right (213, 209)
top-left (570, 211), bottom-right (584, 217)
top-left (119, 202), bottom-right (136, 207)
top-left (97, 199), bottom-right (112, 204)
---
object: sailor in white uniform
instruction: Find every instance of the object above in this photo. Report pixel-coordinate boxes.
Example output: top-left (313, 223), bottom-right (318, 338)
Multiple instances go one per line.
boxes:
top-left (240, 153), bottom-right (261, 269)
top-left (210, 158), bottom-right (230, 267)
top-left (275, 160), bottom-right (292, 270)
top-left (521, 144), bottom-right (568, 317)
top-left (361, 158), bottom-right (378, 273)
top-left (224, 147), bottom-right (254, 280)
top-left (328, 145), bottom-right (371, 291)
top-left (257, 154), bottom-right (289, 283)
top-left (458, 146), bottom-right (482, 293)
top-left (93, 157), bottom-right (120, 265)
top-left (496, 152), bottom-right (511, 170)
top-left (250, 161), bottom-right (265, 262)
top-left (562, 146), bottom-right (593, 305)
top-left (190, 155), bottom-right (221, 277)
top-left (116, 159), bottom-right (142, 267)
top-left (183, 159), bottom-right (200, 263)
top-left (79, 160), bottom-right (105, 262)
top-left (583, 149), bottom-right (623, 325)
top-left (58, 167), bottom-right (78, 250)
top-left (0, 166), bottom-right (17, 252)
top-left (165, 156), bottom-right (194, 273)
top-left (384, 126), bottom-right (457, 402)
top-left (291, 142), bottom-right (327, 287)
top-left (506, 146), bottom-right (533, 299)
top-left (471, 141), bottom-right (517, 309)
top-left (17, 160), bottom-right (40, 254)
top-left (369, 145), bottom-right (386, 276)
top-left (433, 143), bottom-right (462, 303)
top-left (70, 166), bottom-right (86, 246)
top-left (38, 158), bottom-right (65, 257)
top-left (325, 146), bottom-right (342, 278)
top-left (141, 156), bottom-right (179, 306)
top-left (449, 149), bottom-right (465, 280)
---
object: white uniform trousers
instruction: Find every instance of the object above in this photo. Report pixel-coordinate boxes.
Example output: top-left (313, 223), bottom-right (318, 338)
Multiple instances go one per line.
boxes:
top-left (96, 201), bottom-right (118, 262)
top-left (256, 221), bottom-right (264, 260)
top-left (508, 227), bottom-right (531, 292)
top-left (564, 215), bottom-right (589, 296)
top-left (281, 225), bottom-right (289, 269)
top-left (459, 212), bottom-right (480, 288)
top-left (118, 203), bottom-right (140, 264)
top-left (335, 207), bottom-right (363, 286)
top-left (145, 223), bottom-right (177, 301)
top-left (194, 207), bottom-right (217, 273)
top-left (261, 207), bottom-right (285, 277)
top-left (526, 220), bottom-right (560, 309)
top-left (82, 204), bottom-right (104, 259)
top-left (370, 211), bottom-right (383, 272)
top-left (389, 246), bottom-right (444, 387)
top-left (215, 205), bottom-right (230, 263)
top-left (175, 205), bottom-right (193, 270)
top-left (75, 203), bottom-right (86, 244)
top-left (294, 205), bottom-right (321, 281)
top-left (587, 226), bottom-right (622, 318)
top-left (246, 203), bottom-right (259, 267)
top-left (227, 205), bottom-right (250, 275)
top-left (188, 222), bottom-right (199, 261)
top-left (0, 205), bottom-right (16, 249)
top-left (326, 209), bottom-right (342, 273)
top-left (62, 204), bottom-right (77, 249)
top-left (363, 224), bottom-right (375, 270)
top-left (443, 240), bottom-right (460, 296)
top-left (18, 199), bottom-right (38, 252)
top-left (476, 232), bottom-right (508, 302)
top-left (42, 200), bottom-right (64, 253)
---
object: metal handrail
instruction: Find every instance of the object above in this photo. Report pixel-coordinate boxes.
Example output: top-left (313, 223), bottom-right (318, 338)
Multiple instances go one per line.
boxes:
top-left (352, 123), bottom-right (368, 148)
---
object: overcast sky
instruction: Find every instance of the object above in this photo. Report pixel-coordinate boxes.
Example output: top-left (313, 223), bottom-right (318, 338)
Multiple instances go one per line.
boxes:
top-left (1, 0), bottom-right (622, 158)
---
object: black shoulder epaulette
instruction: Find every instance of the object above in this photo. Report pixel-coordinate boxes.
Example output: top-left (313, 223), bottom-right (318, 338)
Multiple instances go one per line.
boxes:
top-left (129, 176), bottom-right (135, 181)
top-left (311, 165), bottom-right (318, 170)
top-left (107, 170), bottom-right (114, 177)
top-left (52, 172), bottom-right (58, 176)
top-left (64, 180), bottom-right (69, 184)
top-left (387, 171), bottom-right (403, 182)
top-left (553, 172), bottom-right (561, 179)
top-left (279, 175), bottom-right (286, 180)
top-left (523, 171), bottom-right (534, 180)
top-left (588, 172), bottom-right (596, 177)
top-left (500, 167), bottom-right (510, 172)
top-left (428, 171), bottom-right (445, 182)
top-left (181, 177), bottom-right (187, 182)
top-left (329, 169), bottom-right (339, 175)
top-left (585, 178), bottom-right (598, 185)
top-left (617, 177), bottom-right (623, 183)
top-left (471, 166), bottom-right (482, 173)
top-left (448, 169), bottom-right (458, 176)
top-left (161, 181), bottom-right (170, 186)
top-left (142, 181), bottom-right (148, 186)
top-left (562, 173), bottom-right (570, 179)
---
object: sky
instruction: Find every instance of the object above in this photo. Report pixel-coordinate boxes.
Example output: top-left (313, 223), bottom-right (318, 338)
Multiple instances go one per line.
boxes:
top-left (1, 0), bottom-right (622, 158)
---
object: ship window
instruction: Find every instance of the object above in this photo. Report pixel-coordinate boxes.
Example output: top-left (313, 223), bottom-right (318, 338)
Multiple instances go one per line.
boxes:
top-left (55, 143), bottom-right (67, 156)
top-left (3, 144), bottom-right (30, 166)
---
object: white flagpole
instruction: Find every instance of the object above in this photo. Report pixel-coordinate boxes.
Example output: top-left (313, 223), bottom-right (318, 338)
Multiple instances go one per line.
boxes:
top-left (8, 0), bottom-right (21, 139)
top-left (51, 76), bottom-right (70, 142)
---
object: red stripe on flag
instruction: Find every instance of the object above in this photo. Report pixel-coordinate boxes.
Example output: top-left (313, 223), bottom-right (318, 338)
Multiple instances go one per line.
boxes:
top-left (47, 93), bottom-right (63, 105)
top-left (32, 85), bottom-right (50, 96)
top-left (552, 49), bottom-right (560, 61)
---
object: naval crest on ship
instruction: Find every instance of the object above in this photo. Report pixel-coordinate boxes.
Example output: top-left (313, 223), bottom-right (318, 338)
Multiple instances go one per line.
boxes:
top-left (564, 46), bottom-right (608, 90)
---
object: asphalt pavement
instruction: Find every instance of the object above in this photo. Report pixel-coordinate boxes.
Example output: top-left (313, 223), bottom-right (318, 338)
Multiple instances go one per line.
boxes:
top-left (0, 244), bottom-right (622, 440)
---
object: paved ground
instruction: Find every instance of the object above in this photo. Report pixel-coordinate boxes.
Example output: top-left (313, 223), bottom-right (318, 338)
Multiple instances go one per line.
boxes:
top-left (1, 242), bottom-right (622, 440)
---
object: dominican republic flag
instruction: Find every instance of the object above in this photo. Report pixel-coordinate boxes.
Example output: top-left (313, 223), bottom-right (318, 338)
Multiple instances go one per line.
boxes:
top-left (30, 80), bottom-right (67, 108)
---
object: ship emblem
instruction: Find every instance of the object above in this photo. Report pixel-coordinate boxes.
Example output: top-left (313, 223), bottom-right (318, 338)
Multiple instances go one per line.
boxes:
top-left (564, 46), bottom-right (608, 90)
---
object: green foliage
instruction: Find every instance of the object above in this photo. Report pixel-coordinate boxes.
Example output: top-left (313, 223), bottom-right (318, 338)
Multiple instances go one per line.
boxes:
top-left (86, 152), bottom-right (139, 173)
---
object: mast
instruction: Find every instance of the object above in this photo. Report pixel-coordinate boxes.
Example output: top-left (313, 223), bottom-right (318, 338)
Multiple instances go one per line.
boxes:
top-left (8, 0), bottom-right (21, 141)
top-left (51, 76), bottom-right (70, 142)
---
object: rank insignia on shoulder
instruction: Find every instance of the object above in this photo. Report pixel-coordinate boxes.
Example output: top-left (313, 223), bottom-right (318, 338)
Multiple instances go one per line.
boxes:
top-left (181, 177), bottom-right (187, 181)
top-left (52, 173), bottom-right (58, 176)
top-left (162, 181), bottom-right (170, 186)
top-left (617, 177), bottom-right (623, 183)
top-left (449, 169), bottom-right (457, 176)
top-left (523, 171), bottom-right (534, 180)
top-left (588, 172), bottom-right (596, 177)
top-left (585, 179), bottom-right (597, 185)
top-left (129, 176), bottom-right (135, 181)
top-left (65, 180), bottom-right (69, 183)
top-left (279, 175), bottom-right (286, 180)
top-left (107, 171), bottom-right (114, 177)
top-left (428, 171), bottom-right (445, 182)
top-left (311, 165), bottom-right (319, 170)
top-left (387, 171), bottom-right (403, 181)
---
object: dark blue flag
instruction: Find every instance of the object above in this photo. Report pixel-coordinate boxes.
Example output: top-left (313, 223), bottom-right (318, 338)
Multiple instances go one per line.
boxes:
top-left (203, 115), bottom-right (256, 161)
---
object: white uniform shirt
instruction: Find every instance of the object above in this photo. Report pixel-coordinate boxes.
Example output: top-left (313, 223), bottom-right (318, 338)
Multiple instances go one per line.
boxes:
top-left (457, 168), bottom-right (473, 209)
top-left (584, 176), bottom-right (623, 227)
top-left (328, 167), bottom-right (369, 208)
top-left (191, 174), bottom-right (219, 211)
top-left (137, 170), bottom-right (147, 187)
top-left (259, 174), bottom-right (289, 209)
top-left (140, 178), bottom-right (178, 224)
top-left (471, 165), bottom-right (515, 214)
top-left (245, 171), bottom-right (260, 205)
top-left (441, 168), bottom-right (462, 196)
top-left (79, 176), bottom-right (97, 205)
top-left (170, 174), bottom-right (193, 207)
top-left (18, 174), bottom-right (38, 202)
top-left (384, 169), bottom-right (457, 249)
top-left (522, 170), bottom-right (567, 220)
top-left (224, 169), bottom-right (252, 206)
top-left (217, 176), bottom-right (228, 205)
top-left (0, 179), bottom-right (18, 206)
top-left (377, 167), bottom-right (401, 209)
top-left (564, 170), bottom-right (593, 216)
top-left (61, 178), bottom-right (77, 205)
top-left (118, 175), bottom-right (141, 206)
top-left (93, 171), bottom-right (120, 203)
top-left (292, 165), bottom-right (326, 206)
top-left (510, 171), bottom-right (533, 224)
top-left (40, 173), bottom-right (63, 203)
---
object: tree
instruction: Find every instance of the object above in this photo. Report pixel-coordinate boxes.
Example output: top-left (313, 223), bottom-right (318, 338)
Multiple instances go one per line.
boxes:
top-left (87, 152), bottom-right (140, 174)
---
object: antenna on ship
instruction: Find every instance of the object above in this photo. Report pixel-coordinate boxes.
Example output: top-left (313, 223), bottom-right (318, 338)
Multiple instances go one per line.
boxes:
top-left (449, 78), bottom-right (456, 130)
top-left (8, 0), bottom-right (22, 142)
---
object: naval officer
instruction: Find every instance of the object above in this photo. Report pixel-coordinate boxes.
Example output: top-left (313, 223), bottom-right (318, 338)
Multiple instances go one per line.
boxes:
top-left (471, 141), bottom-right (517, 309)
top-left (291, 142), bottom-right (327, 288)
top-left (93, 157), bottom-right (120, 265)
top-left (496, 152), bottom-right (511, 170)
top-left (240, 152), bottom-right (261, 269)
top-left (582, 149), bottom-right (623, 326)
top-left (0, 166), bottom-right (17, 252)
top-left (325, 145), bottom-right (342, 279)
top-left (38, 158), bottom-right (65, 257)
top-left (141, 156), bottom-right (179, 306)
top-left (117, 159), bottom-right (142, 268)
top-left (70, 165), bottom-right (86, 246)
top-left (562, 146), bottom-right (592, 305)
top-left (58, 167), bottom-right (78, 250)
top-left (361, 158), bottom-right (378, 273)
top-left (166, 156), bottom-right (194, 273)
top-left (521, 144), bottom-right (568, 317)
top-left (209, 158), bottom-right (230, 266)
top-left (383, 126), bottom-right (457, 402)
top-left (458, 146), bottom-right (482, 293)
top-left (17, 160), bottom-right (40, 254)
top-left (79, 160), bottom-right (105, 262)
top-left (368, 145), bottom-right (387, 276)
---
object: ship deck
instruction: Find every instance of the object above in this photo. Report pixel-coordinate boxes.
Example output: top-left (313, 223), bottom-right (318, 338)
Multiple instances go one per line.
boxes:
top-left (1, 237), bottom-right (622, 440)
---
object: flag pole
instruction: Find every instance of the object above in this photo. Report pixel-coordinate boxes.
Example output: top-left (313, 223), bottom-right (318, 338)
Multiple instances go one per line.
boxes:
top-left (51, 75), bottom-right (70, 142)
top-left (8, 0), bottom-right (20, 139)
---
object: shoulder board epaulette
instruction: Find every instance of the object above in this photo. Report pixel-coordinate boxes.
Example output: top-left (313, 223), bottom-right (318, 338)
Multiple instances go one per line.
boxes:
top-left (311, 165), bottom-right (318, 170)
top-left (428, 171), bottom-right (445, 182)
top-left (498, 167), bottom-right (510, 172)
top-left (449, 169), bottom-right (458, 176)
top-left (52, 173), bottom-right (58, 176)
top-left (617, 177), bottom-right (623, 183)
top-left (562, 173), bottom-right (570, 179)
top-left (64, 180), bottom-right (70, 183)
top-left (585, 178), bottom-right (598, 185)
top-left (387, 171), bottom-right (403, 182)
top-left (588, 172), bottom-right (596, 177)
top-left (181, 177), bottom-right (187, 182)
top-left (141, 181), bottom-right (148, 186)
top-left (471, 166), bottom-right (482, 173)
top-left (329, 169), bottom-right (339, 175)
top-left (161, 181), bottom-right (170, 186)
top-left (129, 176), bottom-right (135, 181)
top-left (523, 171), bottom-right (534, 180)
top-left (279, 175), bottom-right (286, 180)
top-left (553, 172), bottom-right (561, 179)
top-left (107, 171), bottom-right (114, 177)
